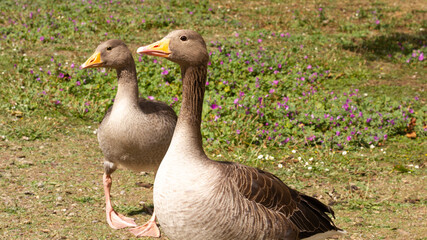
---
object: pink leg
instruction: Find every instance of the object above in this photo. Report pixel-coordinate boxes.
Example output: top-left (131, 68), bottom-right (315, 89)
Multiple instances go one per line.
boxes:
top-left (129, 210), bottom-right (161, 238)
top-left (103, 173), bottom-right (137, 229)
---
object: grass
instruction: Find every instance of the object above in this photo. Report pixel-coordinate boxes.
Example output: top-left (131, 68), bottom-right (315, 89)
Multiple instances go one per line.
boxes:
top-left (0, 0), bottom-right (426, 239)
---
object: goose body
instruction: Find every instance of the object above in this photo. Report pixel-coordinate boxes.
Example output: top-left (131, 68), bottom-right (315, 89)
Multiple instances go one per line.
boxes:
top-left (81, 39), bottom-right (177, 237)
top-left (137, 30), bottom-right (344, 240)
top-left (98, 97), bottom-right (176, 172)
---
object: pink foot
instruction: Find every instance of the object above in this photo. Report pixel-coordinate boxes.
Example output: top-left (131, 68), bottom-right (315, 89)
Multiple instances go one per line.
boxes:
top-left (103, 173), bottom-right (137, 229)
top-left (107, 208), bottom-right (137, 229)
top-left (129, 212), bottom-right (160, 238)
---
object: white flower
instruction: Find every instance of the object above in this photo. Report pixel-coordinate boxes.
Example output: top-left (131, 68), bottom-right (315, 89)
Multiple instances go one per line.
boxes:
top-left (342, 151), bottom-right (347, 156)
top-left (217, 154), bottom-right (222, 157)
top-left (360, 147), bottom-right (364, 149)
top-left (325, 168), bottom-right (329, 171)
top-left (364, 93), bottom-right (368, 97)
top-left (278, 164), bottom-right (283, 168)
top-left (380, 149), bottom-right (383, 152)
top-left (298, 157), bottom-right (302, 161)
top-left (291, 150), bottom-right (297, 154)
top-left (309, 157), bottom-right (313, 161)
top-left (257, 155), bottom-right (264, 159)
top-left (307, 166), bottom-right (312, 170)
top-left (415, 165), bottom-right (419, 169)
top-left (370, 144), bottom-right (375, 149)
top-left (383, 151), bottom-right (386, 154)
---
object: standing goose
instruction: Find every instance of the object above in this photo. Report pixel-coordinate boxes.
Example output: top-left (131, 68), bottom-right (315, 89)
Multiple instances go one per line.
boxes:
top-left (137, 30), bottom-right (345, 240)
top-left (81, 39), bottom-right (177, 237)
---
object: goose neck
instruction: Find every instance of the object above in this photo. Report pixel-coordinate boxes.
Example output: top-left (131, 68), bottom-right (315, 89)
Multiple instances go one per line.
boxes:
top-left (115, 64), bottom-right (139, 103)
top-left (172, 64), bottom-right (207, 151)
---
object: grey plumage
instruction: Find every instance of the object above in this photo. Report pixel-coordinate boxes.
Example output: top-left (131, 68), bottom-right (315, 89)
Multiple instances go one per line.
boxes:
top-left (82, 39), bottom-right (176, 235)
top-left (138, 30), bottom-right (343, 240)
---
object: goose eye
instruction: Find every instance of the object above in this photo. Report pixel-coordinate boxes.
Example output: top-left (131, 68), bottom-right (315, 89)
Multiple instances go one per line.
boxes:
top-left (107, 47), bottom-right (112, 51)
top-left (180, 36), bottom-right (188, 41)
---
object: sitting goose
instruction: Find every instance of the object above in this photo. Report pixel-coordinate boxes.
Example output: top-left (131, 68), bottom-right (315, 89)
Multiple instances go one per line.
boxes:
top-left (81, 39), bottom-right (177, 237)
top-left (137, 30), bottom-right (345, 240)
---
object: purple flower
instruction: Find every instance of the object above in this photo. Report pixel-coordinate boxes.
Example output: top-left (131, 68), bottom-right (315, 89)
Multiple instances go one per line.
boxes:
top-left (234, 33), bottom-right (239, 37)
top-left (307, 65), bottom-right (312, 69)
top-left (76, 81), bottom-right (81, 86)
top-left (375, 19), bottom-right (380, 25)
top-left (236, 129), bottom-right (241, 134)
top-left (248, 67), bottom-right (253, 72)
top-left (419, 52), bottom-right (424, 61)
top-left (161, 68), bottom-right (169, 75)
top-left (147, 96), bottom-right (155, 100)
top-left (40, 36), bottom-right (45, 41)
top-left (234, 98), bottom-right (239, 104)
top-left (384, 134), bottom-right (388, 140)
top-left (258, 39), bottom-right (262, 43)
top-left (366, 118), bottom-right (372, 123)
top-left (55, 100), bottom-right (61, 105)
top-left (347, 136), bottom-right (352, 141)
top-left (58, 73), bottom-right (64, 78)
top-left (210, 103), bottom-right (219, 110)
top-left (336, 131), bottom-right (340, 136)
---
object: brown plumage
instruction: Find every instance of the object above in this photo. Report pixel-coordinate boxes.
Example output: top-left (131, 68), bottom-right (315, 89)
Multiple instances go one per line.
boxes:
top-left (137, 30), bottom-right (344, 240)
top-left (81, 39), bottom-right (177, 237)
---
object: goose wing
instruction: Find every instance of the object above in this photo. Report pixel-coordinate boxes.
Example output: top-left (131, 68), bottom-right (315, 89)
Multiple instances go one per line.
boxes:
top-left (221, 162), bottom-right (339, 238)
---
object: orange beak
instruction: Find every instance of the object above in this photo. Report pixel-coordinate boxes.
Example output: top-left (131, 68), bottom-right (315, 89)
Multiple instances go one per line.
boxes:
top-left (136, 38), bottom-right (171, 58)
top-left (81, 51), bottom-right (103, 69)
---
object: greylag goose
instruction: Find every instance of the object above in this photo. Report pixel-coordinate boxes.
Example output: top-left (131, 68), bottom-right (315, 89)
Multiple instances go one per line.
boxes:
top-left (81, 39), bottom-right (177, 237)
top-left (137, 30), bottom-right (345, 240)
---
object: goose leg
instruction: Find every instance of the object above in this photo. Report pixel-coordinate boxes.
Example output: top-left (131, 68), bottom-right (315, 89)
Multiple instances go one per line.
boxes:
top-left (103, 172), bottom-right (137, 229)
top-left (129, 210), bottom-right (160, 238)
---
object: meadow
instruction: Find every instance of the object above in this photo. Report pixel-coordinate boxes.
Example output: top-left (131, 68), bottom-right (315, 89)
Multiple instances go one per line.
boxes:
top-left (0, 0), bottom-right (426, 239)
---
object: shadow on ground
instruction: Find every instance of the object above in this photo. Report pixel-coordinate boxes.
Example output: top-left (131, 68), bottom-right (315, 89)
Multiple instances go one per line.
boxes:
top-left (342, 32), bottom-right (426, 61)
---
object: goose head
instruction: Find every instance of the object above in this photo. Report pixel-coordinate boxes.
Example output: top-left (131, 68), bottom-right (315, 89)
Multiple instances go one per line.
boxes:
top-left (137, 30), bottom-right (209, 67)
top-left (81, 39), bottom-right (133, 69)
